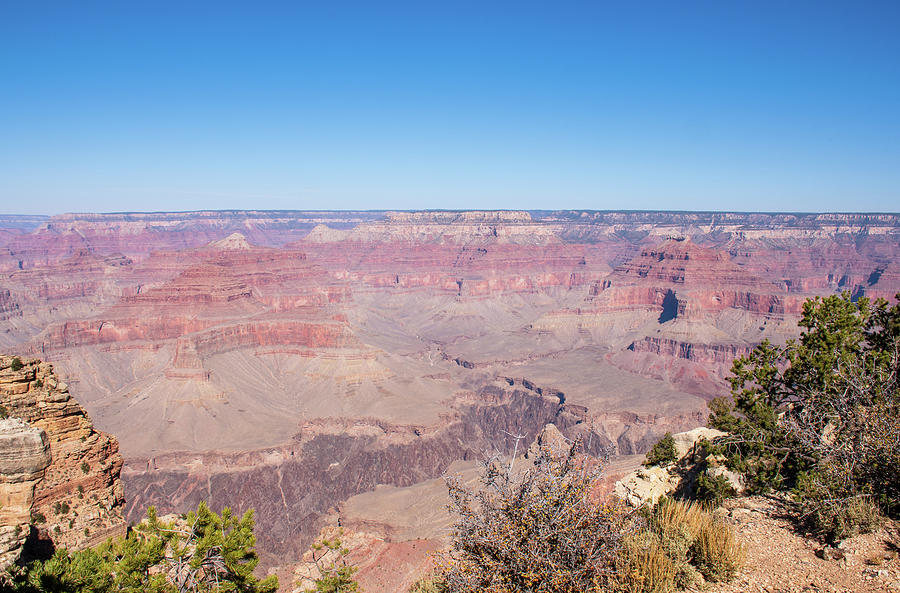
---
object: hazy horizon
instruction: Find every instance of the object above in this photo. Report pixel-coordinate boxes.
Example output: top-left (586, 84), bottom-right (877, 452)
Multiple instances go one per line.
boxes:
top-left (4, 208), bottom-right (900, 219)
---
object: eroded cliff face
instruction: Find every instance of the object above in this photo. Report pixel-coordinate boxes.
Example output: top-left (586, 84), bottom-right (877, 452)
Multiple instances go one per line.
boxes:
top-left (0, 417), bottom-right (50, 569)
top-left (0, 355), bottom-right (125, 553)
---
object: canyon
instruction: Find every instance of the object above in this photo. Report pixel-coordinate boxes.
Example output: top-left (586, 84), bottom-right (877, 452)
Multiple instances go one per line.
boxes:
top-left (1, 209), bottom-right (899, 575)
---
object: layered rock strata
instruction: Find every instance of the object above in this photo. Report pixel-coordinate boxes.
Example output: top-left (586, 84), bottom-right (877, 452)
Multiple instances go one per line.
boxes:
top-left (0, 355), bottom-right (125, 552)
top-left (0, 417), bottom-right (50, 569)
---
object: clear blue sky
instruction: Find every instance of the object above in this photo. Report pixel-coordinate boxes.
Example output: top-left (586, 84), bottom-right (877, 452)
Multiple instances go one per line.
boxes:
top-left (2, 1), bottom-right (899, 214)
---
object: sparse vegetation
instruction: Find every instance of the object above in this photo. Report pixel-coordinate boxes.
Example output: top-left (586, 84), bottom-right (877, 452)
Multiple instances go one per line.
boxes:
top-left (644, 433), bottom-right (677, 467)
top-left (10, 357), bottom-right (23, 372)
top-left (694, 473), bottom-right (736, 507)
top-left (302, 531), bottom-right (360, 593)
top-left (52, 501), bottom-right (70, 516)
top-left (435, 441), bottom-right (744, 593)
top-left (409, 578), bottom-right (447, 593)
top-left (31, 511), bottom-right (45, 524)
top-left (80, 462), bottom-right (90, 474)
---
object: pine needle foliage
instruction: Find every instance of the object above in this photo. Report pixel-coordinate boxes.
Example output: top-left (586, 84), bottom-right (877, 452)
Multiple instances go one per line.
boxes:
top-left (4, 502), bottom-right (278, 593)
top-left (707, 292), bottom-right (900, 538)
top-left (301, 531), bottom-right (359, 593)
top-left (643, 433), bottom-right (676, 468)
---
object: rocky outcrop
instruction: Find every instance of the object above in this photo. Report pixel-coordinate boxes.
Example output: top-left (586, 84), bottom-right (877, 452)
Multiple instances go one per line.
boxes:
top-left (628, 337), bottom-right (753, 366)
top-left (614, 427), bottom-right (729, 507)
top-left (0, 418), bottom-right (50, 569)
top-left (525, 423), bottom-right (571, 459)
top-left (586, 239), bottom-right (799, 319)
top-left (0, 355), bottom-right (125, 552)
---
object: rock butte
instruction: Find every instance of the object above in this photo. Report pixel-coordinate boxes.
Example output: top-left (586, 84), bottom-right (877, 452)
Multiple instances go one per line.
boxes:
top-left (1, 210), bottom-right (899, 575)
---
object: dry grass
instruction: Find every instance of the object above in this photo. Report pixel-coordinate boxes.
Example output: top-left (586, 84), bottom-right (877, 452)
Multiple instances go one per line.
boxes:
top-left (617, 533), bottom-right (677, 593)
top-left (617, 499), bottom-right (745, 592)
top-left (691, 511), bottom-right (746, 582)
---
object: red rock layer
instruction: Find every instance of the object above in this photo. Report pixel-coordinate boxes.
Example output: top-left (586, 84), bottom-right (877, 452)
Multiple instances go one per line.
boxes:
top-left (25, 240), bottom-right (361, 385)
top-left (300, 241), bottom-right (610, 296)
top-left (587, 238), bottom-right (798, 318)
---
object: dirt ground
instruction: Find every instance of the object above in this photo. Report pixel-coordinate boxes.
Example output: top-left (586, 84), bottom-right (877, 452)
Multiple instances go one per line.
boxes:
top-left (703, 496), bottom-right (900, 593)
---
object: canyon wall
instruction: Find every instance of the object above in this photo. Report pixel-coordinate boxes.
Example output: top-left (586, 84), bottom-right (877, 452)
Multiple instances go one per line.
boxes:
top-left (1, 209), bottom-right (898, 567)
top-left (0, 355), bottom-right (125, 555)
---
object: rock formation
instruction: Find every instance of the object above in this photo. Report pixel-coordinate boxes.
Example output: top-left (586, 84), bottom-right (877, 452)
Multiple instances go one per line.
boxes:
top-left (614, 427), bottom-right (731, 507)
top-left (0, 355), bottom-right (125, 554)
top-left (0, 417), bottom-right (50, 569)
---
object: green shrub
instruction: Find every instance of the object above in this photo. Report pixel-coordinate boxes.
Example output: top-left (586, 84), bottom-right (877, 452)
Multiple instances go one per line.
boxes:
top-left (708, 292), bottom-right (900, 537)
top-left (0, 405), bottom-right (7, 419)
top-left (644, 433), bottom-right (677, 467)
top-left (10, 357), bottom-right (23, 371)
top-left (695, 473), bottom-right (736, 507)
top-left (31, 511), bottom-right (45, 524)
top-left (10, 502), bottom-right (278, 593)
top-left (80, 462), bottom-right (90, 474)
top-left (794, 471), bottom-right (883, 540)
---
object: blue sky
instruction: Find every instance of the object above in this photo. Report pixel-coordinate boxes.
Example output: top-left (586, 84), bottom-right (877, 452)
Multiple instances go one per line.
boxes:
top-left (1, 1), bottom-right (899, 214)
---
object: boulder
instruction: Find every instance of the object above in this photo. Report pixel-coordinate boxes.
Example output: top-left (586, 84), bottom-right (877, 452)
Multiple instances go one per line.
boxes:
top-left (671, 427), bottom-right (727, 459)
top-left (614, 465), bottom-right (680, 507)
